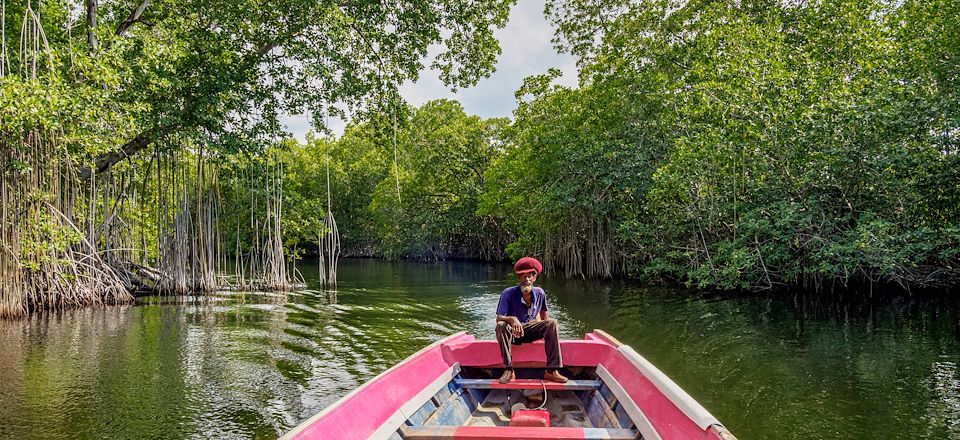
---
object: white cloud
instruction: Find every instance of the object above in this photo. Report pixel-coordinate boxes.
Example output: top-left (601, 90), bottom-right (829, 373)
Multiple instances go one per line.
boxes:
top-left (278, 112), bottom-right (347, 143)
top-left (278, 113), bottom-right (313, 143)
top-left (283, 0), bottom-right (577, 141)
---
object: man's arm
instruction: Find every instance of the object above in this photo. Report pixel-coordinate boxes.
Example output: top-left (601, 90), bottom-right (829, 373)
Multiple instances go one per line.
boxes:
top-left (497, 314), bottom-right (524, 337)
top-left (540, 289), bottom-right (549, 321)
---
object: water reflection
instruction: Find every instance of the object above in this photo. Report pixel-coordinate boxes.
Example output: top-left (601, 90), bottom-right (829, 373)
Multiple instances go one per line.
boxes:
top-left (547, 286), bottom-right (960, 439)
top-left (0, 260), bottom-right (957, 439)
top-left (927, 361), bottom-right (960, 438)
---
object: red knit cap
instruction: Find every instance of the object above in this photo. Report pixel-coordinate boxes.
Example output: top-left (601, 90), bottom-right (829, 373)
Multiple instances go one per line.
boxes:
top-left (514, 257), bottom-right (543, 275)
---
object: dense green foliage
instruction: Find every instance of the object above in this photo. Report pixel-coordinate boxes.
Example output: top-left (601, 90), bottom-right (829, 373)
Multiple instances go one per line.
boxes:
top-left (523, 0), bottom-right (959, 289)
top-left (316, 0), bottom-right (959, 291)
top-left (0, 0), bottom-right (517, 315)
top-left (281, 100), bottom-right (510, 260)
top-left (2, 0), bottom-right (516, 168)
top-left (3, 0), bottom-right (959, 303)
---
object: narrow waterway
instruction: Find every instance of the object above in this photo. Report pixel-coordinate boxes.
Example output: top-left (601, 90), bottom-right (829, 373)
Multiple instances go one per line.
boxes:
top-left (0, 259), bottom-right (958, 439)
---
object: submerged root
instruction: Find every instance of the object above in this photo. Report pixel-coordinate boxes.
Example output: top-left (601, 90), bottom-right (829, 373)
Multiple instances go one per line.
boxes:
top-left (1, 239), bottom-right (134, 319)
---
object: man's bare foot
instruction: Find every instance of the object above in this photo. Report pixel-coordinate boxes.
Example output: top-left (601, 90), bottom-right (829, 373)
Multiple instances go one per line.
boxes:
top-left (498, 369), bottom-right (515, 384)
top-left (544, 370), bottom-right (568, 383)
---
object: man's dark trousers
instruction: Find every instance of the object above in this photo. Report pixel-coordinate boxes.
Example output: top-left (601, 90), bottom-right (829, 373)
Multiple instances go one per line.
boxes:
top-left (495, 319), bottom-right (563, 369)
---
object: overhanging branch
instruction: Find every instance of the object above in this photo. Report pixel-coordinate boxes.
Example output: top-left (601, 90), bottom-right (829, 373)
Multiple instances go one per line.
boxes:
top-left (116, 0), bottom-right (151, 36)
top-left (81, 124), bottom-right (175, 180)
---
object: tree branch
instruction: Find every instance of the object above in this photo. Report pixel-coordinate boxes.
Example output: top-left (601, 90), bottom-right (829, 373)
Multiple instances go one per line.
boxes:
top-left (81, 124), bottom-right (175, 180)
top-left (116, 0), bottom-right (151, 36)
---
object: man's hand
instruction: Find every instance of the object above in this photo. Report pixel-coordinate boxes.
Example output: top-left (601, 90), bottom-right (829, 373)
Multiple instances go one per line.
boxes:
top-left (510, 317), bottom-right (524, 338)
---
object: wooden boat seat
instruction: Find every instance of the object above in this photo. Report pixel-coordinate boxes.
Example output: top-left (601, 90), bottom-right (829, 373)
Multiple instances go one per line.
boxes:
top-left (399, 425), bottom-right (640, 439)
top-left (453, 378), bottom-right (602, 391)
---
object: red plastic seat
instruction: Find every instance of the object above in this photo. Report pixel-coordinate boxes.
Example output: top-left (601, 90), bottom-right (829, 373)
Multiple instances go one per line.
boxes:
top-left (510, 409), bottom-right (550, 427)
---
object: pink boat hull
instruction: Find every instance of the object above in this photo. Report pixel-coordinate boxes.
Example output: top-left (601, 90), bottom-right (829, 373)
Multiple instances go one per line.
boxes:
top-left (282, 331), bottom-right (735, 440)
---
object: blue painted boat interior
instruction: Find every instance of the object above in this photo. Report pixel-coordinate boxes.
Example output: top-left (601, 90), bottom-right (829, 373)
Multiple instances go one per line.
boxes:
top-left (389, 367), bottom-right (643, 439)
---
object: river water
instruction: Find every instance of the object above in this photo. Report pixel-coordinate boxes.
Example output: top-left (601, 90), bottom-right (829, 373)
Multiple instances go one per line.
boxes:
top-left (0, 259), bottom-right (958, 439)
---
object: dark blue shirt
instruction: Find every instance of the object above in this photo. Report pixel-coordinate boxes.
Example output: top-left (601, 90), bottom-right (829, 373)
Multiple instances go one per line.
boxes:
top-left (496, 286), bottom-right (548, 324)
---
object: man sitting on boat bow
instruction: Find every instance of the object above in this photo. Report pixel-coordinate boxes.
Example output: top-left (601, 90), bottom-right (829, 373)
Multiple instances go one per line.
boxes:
top-left (495, 257), bottom-right (568, 384)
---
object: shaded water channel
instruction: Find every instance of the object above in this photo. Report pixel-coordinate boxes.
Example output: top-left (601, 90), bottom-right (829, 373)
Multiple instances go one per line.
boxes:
top-left (1, 259), bottom-right (959, 439)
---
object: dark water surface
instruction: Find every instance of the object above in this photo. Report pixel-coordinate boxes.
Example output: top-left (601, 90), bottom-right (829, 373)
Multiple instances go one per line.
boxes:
top-left (1, 259), bottom-right (958, 439)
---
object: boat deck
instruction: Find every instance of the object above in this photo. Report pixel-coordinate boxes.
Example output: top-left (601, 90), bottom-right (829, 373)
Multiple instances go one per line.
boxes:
top-left (465, 389), bottom-right (591, 427)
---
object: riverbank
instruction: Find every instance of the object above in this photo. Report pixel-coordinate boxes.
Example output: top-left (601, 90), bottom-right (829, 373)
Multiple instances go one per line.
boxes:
top-left (300, 253), bottom-right (960, 296)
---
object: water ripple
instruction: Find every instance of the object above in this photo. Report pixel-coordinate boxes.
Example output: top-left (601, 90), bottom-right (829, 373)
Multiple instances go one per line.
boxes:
top-left (1, 260), bottom-right (959, 440)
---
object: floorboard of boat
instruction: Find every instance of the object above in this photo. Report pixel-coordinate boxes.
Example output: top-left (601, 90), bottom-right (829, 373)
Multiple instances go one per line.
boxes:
top-left (466, 390), bottom-right (593, 428)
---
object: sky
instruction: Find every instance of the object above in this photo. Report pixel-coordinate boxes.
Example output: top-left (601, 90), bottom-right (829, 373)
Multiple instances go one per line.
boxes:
top-left (278, 0), bottom-right (579, 142)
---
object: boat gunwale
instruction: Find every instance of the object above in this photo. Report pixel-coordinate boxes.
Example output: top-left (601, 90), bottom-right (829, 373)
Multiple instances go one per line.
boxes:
top-left (593, 329), bottom-right (727, 433)
top-left (596, 363), bottom-right (662, 440)
top-left (368, 362), bottom-right (462, 439)
top-left (279, 331), bottom-right (469, 440)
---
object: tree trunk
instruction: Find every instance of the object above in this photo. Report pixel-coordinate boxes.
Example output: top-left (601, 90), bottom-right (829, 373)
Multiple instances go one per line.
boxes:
top-left (86, 0), bottom-right (98, 55)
